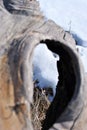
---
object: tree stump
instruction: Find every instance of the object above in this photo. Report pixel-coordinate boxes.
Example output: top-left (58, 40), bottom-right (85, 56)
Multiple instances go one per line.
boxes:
top-left (0, 0), bottom-right (87, 130)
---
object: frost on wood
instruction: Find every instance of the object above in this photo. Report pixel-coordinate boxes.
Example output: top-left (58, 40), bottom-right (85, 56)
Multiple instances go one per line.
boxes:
top-left (0, 0), bottom-right (87, 130)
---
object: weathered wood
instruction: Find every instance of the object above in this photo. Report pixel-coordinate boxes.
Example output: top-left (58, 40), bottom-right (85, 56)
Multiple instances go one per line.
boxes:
top-left (0, 0), bottom-right (86, 130)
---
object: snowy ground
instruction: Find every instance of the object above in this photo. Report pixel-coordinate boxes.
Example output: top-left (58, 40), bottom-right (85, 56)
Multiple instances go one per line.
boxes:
top-left (33, 44), bottom-right (59, 101)
top-left (76, 45), bottom-right (87, 72)
top-left (39, 0), bottom-right (87, 43)
top-left (33, 0), bottom-right (87, 100)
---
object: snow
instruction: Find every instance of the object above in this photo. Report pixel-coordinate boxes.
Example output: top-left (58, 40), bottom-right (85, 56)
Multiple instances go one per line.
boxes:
top-left (33, 0), bottom-right (87, 100)
top-left (76, 45), bottom-right (87, 73)
top-left (72, 33), bottom-right (87, 47)
top-left (39, 0), bottom-right (87, 42)
top-left (33, 44), bottom-right (59, 100)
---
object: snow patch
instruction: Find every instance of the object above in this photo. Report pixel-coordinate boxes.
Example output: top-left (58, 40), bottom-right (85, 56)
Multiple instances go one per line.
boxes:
top-left (39, 0), bottom-right (87, 42)
top-left (33, 44), bottom-right (59, 100)
top-left (76, 45), bottom-right (87, 73)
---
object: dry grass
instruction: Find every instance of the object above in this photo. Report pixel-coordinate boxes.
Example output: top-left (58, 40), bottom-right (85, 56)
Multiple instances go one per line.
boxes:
top-left (31, 86), bottom-right (50, 130)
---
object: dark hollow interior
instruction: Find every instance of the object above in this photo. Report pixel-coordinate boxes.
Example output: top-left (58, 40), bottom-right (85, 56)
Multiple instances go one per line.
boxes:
top-left (39, 39), bottom-right (76, 130)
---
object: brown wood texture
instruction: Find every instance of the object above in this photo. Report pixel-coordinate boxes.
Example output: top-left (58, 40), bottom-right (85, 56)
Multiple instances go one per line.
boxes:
top-left (0, 0), bottom-right (86, 130)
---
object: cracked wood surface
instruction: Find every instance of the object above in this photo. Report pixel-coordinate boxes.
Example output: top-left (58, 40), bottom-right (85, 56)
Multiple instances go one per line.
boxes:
top-left (0, 0), bottom-right (87, 130)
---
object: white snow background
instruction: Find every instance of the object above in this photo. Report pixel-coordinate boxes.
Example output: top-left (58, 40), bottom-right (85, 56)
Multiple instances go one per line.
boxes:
top-left (33, 0), bottom-right (87, 100)
top-left (33, 44), bottom-right (59, 99)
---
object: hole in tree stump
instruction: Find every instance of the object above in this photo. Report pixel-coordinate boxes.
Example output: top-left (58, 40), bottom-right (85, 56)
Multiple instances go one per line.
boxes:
top-left (31, 43), bottom-right (59, 130)
top-left (31, 40), bottom-right (76, 130)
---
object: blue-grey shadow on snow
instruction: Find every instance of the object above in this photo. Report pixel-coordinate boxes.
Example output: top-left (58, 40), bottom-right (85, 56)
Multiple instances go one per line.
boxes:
top-left (72, 32), bottom-right (87, 47)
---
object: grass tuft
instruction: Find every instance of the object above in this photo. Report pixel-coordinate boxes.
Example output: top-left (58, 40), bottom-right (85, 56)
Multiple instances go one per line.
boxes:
top-left (31, 86), bottom-right (50, 130)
